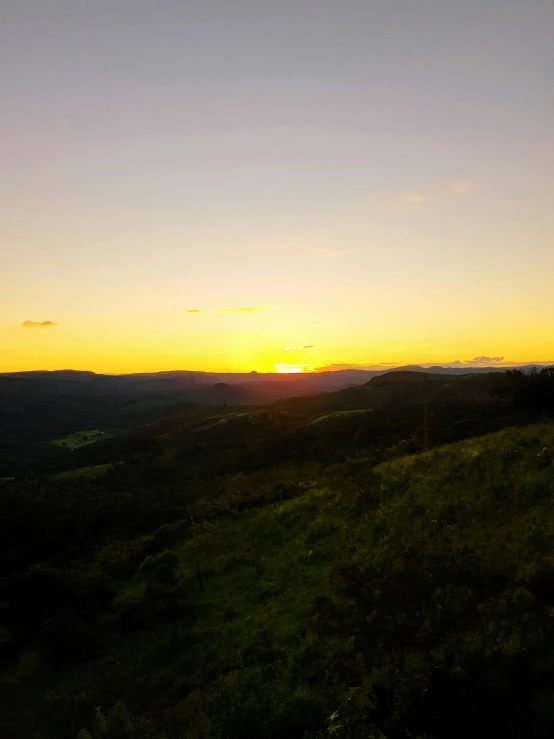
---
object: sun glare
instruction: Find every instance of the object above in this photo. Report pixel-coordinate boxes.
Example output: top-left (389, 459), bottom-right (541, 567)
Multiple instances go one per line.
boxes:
top-left (274, 364), bottom-right (312, 374)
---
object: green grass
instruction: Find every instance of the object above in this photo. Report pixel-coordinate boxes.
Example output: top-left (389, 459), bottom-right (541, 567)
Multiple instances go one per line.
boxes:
top-left (51, 429), bottom-right (108, 449)
top-left (3, 422), bottom-right (554, 738)
top-left (307, 409), bottom-right (374, 424)
top-left (51, 463), bottom-right (114, 480)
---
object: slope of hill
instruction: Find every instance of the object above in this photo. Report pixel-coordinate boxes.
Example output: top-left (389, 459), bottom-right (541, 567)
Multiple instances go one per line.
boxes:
top-left (185, 382), bottom-right (264, 406)
top-left (273, 371), bottom-right (497, 416)
top-left (0, 370), bottom-right (365, 473)
top-left (2, 368), bottom-right (517, 481)
top-left (2, 422), bottom-right (554, 738)
top-left (67, 378), bottom-right (512, 479)
top-left (0, 376), bottom-right (183, 474)
top-left (0, 370), bottom-right (495, 475)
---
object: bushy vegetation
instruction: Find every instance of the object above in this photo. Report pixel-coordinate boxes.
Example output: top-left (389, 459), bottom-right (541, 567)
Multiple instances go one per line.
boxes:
top-left (2, 368), bottom-right (554, 737)
top-left (1, 417), bottom-right (554, 738)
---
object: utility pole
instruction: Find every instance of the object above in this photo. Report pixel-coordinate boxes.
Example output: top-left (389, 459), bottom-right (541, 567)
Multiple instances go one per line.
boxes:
top-left (423, 372), bottom-right (430, 452)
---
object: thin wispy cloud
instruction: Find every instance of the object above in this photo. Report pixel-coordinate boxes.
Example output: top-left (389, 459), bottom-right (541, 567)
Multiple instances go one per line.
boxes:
top-left (469, 355), bottom-right (505, 365)
top-left (186, 306), bottom-right (277, 314)
top-left (217, 306), bottom-right (276, 313)
top-left (402, 182), bottom-right (470, 207)
top-left (441, 356), bottom-right (507, 367)
top-left (284, 345), bottom-right (315, 351)
top-left (21, 320), bottom-right (58, 328)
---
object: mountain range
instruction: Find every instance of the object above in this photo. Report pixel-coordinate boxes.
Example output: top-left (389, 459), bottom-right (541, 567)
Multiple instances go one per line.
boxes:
top-left (2, 362), bottom-right (550, 398)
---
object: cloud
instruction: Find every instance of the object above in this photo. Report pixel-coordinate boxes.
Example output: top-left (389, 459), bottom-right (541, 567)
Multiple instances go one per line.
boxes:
top-left (425, 357), bottom-right (515, 368)
top-left (284, 345), bottom-right (315, 351)
top-left (187, 306), bottom-right (277, 314)
top-left (409, 195), bottom-right (424, 203)
top-left (218, 306), bottom-right (275, 313)
top-left (469, 356), bottom-right (505, 364)
top-left (22, 320), bottom-right (58, 328)
top-left (454, 182), bottom-right (469, 194)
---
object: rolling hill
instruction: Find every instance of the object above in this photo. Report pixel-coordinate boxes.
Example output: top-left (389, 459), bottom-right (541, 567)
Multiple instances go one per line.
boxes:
top-left (0, 369), bottom-right (516, 476)
top-left (273, 370), bottom-right (497, 416)
top-left (2, 420), bottom-right (554, 738)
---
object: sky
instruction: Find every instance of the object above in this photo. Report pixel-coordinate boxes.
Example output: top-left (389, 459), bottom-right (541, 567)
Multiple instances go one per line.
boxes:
top-left (1, 0), bottom-right (553, 373)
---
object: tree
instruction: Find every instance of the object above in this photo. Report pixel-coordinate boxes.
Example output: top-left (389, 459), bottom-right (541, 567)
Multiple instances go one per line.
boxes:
top-left (512, 367), bottom-right (554, 418)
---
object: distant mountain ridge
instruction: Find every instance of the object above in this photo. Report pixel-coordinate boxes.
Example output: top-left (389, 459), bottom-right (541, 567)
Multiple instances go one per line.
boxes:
top-left (3, 365), bottom-right (550, 447)
top-left (272, 369), bottom-right (499, 416)
top-left (399, 363), bottom-right (553, 375)
top-left (3, 363), bottom-right (551, 392)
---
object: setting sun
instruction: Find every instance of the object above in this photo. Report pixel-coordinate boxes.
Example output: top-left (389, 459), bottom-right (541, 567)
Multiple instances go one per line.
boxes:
top-left (274, 364), bottom-right (313, 374)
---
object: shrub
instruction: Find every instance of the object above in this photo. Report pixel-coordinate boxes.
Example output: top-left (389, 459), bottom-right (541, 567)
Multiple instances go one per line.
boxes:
top-left (138, 549), bottom-right (179, 582)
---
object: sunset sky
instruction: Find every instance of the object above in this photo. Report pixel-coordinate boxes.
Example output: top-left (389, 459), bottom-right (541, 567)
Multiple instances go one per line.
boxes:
top-left (2, 1), bottom-right (553, 373)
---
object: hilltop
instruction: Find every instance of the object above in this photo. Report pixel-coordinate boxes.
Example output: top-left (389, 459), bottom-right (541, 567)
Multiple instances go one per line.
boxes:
top-left (273, 370), bottom-right (496, 415)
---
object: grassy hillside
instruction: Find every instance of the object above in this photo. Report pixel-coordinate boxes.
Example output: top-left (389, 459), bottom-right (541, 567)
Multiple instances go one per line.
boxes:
top-left (273, 371), bottom-right (496, 416)
top-left (2, 422), bottom-right (554, 738)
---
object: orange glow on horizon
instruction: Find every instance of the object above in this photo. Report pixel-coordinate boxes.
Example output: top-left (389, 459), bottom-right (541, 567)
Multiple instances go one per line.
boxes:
top-left (3, 301), bottom-right (554, 376)
top-left (274, 364), bottom-right (313, 374)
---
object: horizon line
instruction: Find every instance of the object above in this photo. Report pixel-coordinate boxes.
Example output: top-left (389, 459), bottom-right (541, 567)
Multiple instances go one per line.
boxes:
top-left (1, 361), bottom-right (553, 377)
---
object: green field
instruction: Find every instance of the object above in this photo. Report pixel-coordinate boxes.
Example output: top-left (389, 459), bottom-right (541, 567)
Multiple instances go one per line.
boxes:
top-left (51, 463), bottom-right (115, 480)
top-left (51, 429), bottom-right (108, 449)
top-left (307, 408), bottom-right (374, 424)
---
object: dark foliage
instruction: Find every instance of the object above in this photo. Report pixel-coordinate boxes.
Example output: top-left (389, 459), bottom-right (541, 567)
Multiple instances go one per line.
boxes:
top-left (2, 372), bottom-right (554, 738)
